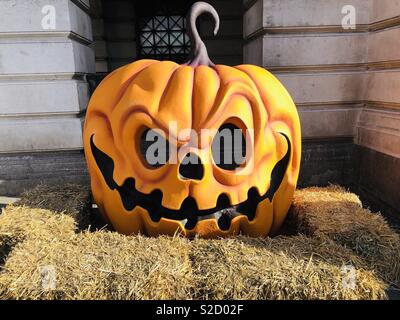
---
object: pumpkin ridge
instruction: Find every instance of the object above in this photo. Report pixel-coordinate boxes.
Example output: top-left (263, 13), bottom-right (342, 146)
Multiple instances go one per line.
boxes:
top-left (192, 66), bottom-right (221, 130)
top-left (109, 61), bottom-right (159, 112)
top-left (154, 62), bottom-right (182, 113)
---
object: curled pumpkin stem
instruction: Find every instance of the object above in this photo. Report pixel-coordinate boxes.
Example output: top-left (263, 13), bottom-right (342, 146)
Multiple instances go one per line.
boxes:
top-left (184, 1), bottom-right (220, 67)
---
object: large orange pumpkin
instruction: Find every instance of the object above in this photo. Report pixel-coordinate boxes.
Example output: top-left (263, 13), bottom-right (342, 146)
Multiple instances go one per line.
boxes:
top-left (83, 2), bottom-right (301, 238)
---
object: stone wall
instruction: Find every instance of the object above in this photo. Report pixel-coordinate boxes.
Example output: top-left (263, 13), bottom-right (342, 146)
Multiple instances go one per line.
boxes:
top-left (244, 0), bottom-right (369, 142)
top-left (0, 0), bottom-right (94, 195)
top-left (244, 0), bottom-right (400, 215)
top-left (355, 0), bottom-right (400, 217)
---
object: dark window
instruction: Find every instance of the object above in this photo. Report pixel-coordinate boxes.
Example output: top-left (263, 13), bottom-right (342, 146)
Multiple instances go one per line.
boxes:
top-left (135, 0), bottom-right (195, 63)
top-left (139, 15), bottom-right (191, 61)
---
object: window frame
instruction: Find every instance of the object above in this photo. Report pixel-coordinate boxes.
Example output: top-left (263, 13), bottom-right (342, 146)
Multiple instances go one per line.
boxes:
top-left (135, 0), bottom-right (195, 63)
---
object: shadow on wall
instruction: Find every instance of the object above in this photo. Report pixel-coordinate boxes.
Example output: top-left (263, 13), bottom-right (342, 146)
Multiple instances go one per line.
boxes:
top-left (353, 145), bottom-right (400, 227)
top-left (298, 137), bottom-right (354, 188)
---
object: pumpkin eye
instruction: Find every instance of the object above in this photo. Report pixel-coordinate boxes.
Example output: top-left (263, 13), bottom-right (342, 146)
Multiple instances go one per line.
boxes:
top-left (139, 128), bottom-right (170, 168)
top-left (212, 123), bottom-right (246, 170)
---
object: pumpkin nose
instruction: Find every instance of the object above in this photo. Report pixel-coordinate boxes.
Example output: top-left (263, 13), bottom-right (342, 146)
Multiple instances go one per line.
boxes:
top-left (179, 153), bottom-right (204, 181)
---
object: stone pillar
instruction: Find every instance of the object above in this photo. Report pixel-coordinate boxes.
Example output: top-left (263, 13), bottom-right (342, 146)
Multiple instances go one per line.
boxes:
top-left (244, 0), bottom-right (369, 140)
top-left (0, 0), bottom-right (95, 195)
top-left (355, 0), bottom-right (400, 215)
top-left (243, 0), bottom-right (370, 186)
top-left (357, 0), bottom-right (400, 159)
top-left (243, 0), bottom-right (400, 214)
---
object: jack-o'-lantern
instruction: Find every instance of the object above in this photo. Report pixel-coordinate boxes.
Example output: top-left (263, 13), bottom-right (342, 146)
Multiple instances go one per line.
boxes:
top-left (83, 2), bottom-right (301, 238)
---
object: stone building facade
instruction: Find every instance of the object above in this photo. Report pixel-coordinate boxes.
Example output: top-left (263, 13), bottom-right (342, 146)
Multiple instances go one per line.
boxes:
top-left (243, 0), bottom-right (400, 216)
top-left (0, 0), bottom-right (399, 217)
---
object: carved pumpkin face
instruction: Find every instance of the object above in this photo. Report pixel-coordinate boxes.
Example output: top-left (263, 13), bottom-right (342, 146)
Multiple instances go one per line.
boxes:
top-left (83, 2), bottom-right (301, 238)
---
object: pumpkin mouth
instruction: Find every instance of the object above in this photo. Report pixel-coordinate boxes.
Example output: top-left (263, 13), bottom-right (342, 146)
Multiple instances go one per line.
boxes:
top-left (90, 133), bottom-right (291, 231)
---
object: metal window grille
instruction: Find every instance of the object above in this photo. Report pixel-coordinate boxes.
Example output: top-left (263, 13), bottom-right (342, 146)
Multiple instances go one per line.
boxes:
top-left (138, 15), bottom-right (191, 62)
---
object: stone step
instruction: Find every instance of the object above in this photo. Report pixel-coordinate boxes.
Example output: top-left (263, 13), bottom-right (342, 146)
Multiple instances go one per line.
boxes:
top-left (0, 196), bottom-right (20, 209)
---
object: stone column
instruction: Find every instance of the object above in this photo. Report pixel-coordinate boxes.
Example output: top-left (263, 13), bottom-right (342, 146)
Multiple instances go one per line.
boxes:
top-left (355, 0), bottom-right (400, 215)
top-left (243, 0), bottom-right (371, 186)
top-left (0, 0), bottom-right (95, 195)
top-left (244, 0), bottom-right (370, 140)
top-left (243, 0), bottom-right (400, 214)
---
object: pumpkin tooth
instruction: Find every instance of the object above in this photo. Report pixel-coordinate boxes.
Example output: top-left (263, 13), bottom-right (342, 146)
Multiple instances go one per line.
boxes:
top-left (216, 208), bottom-right (241, 231)
top-left (236, 187), bottom-right (260, 221)
top-left (184, 217), bottom-right (198, 230)
top-left (217, 215), bottom-right (231, 231)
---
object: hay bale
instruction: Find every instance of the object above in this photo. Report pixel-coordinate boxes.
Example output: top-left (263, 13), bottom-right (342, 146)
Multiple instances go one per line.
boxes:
top-left (15, 184), bottom-right (91, 229)
top-left (0, 232), bottom-right (386, 300)
top-left (0, 206), bottom-right (77, 275)
top-left (0, 235), bottom-right (14, 266)
top-left (0, 232), bottom-right (193, 300)
top-left (0, 206), bottom-right (76, 243)
top-left (292, 186), bottom-right (400, 287)
top-left (0, 184), bottom-right (395, 300)
top-left (1, 194), bottom-right (192, 300)
top-left (190, 235), bottom-right (387, 300)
